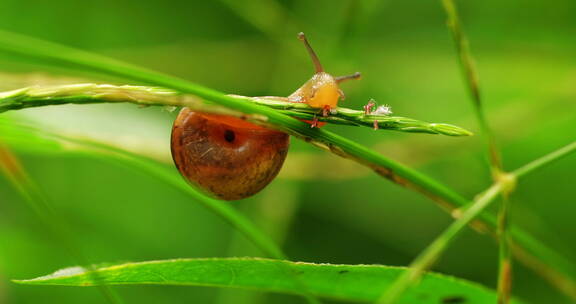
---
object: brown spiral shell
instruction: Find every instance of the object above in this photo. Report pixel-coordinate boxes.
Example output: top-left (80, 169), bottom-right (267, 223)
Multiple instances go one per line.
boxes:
top-left (171, 108), bottom-right (290, 200)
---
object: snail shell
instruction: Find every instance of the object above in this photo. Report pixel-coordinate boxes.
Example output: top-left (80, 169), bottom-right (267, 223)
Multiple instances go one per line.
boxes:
top-left (171, 108), bottom-right (290, 200)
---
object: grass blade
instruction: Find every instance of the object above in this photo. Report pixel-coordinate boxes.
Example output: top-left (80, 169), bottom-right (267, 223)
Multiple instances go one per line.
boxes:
top-left (0, 84), bottom-right (472, 137)
top-left (441, 1), bottom-right (511, 302)
top-left (440, 0), bottom-right (501, 171)
top-left (513, 141), bottom-right (576, 178)
top-left (15, 257), bottom-right (525, 304)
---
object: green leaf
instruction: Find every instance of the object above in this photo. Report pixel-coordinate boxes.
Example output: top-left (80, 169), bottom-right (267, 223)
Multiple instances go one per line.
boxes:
top-left (16, 258), bottom-right (524, 304)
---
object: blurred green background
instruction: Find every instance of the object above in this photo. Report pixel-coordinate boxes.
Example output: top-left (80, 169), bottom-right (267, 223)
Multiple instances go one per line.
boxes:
top-left (0, 0), bottom-right (575, 303)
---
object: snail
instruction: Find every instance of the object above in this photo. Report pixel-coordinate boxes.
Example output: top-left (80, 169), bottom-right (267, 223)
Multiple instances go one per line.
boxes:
top-left (171, 33), bottom-right (360, 200)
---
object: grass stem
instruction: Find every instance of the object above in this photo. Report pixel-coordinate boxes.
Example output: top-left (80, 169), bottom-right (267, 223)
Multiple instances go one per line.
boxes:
top-left (440, 1), bottom-right (510, 302)
top-left (0, 84), bottom-right (472, 137)
top-left (513, 141), bottom-right (576, 178)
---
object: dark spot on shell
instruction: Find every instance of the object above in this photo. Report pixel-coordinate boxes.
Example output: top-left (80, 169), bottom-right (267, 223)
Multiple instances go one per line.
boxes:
top-left (338, 270), bottom-right (349, 274)
top-left (224, 129), bottom-right (235, 143)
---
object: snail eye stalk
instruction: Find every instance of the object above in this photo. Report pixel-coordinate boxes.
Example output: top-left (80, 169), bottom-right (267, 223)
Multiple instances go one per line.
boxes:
top-left (335, 72), bottom-right (361, 83)
top-left (297, 32), bottom-right (324, 73)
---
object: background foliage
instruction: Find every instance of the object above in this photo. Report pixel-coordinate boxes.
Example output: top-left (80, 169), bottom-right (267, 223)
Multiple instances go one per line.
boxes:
top-left (0, 0), bottom-right (574, 303)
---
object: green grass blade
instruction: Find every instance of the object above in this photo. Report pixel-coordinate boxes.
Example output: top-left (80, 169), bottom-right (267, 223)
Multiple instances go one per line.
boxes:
top-left (513, 141), bottom-right (576, 179)
top-left (441, 0), bottom-right (501, 171)
top-left (0, 84), bottom-right (472, 137)
top-left (440, 1), bottom-right (523, 302)
top-left (14, 257), bottom-right (525, 304)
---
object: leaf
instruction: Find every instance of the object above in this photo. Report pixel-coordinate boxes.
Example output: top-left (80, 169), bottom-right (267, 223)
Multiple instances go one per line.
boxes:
top-left (16, 257), bottom-right (524, 304)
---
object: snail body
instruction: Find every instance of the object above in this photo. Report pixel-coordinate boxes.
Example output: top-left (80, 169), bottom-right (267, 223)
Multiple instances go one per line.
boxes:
top-left (171, 33), bottom-right (360, 200)
top-left (287, 33), bottom-right (361, 117)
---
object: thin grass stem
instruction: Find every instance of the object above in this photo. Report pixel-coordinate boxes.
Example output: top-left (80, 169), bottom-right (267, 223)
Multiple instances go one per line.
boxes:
top-left (513, 141), bottom-right (576, 178)
top-left (440, 1), bottom-right (510, 301)
top-left (0, 84), bottom-right (472, 137)
top-left (497, 194), bottom-right (513, 304)
top-left (440, 0), bottom-right (501, 173)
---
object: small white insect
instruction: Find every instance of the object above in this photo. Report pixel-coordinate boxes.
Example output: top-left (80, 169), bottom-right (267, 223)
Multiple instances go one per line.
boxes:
top-left (372, 105), bottom-right (392, 116)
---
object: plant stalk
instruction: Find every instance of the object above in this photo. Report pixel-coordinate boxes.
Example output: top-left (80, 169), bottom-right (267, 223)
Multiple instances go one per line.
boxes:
top-left (440, 1), bottom-right (510, 302)
top-left (0, 84), bottom-right (472, 137)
